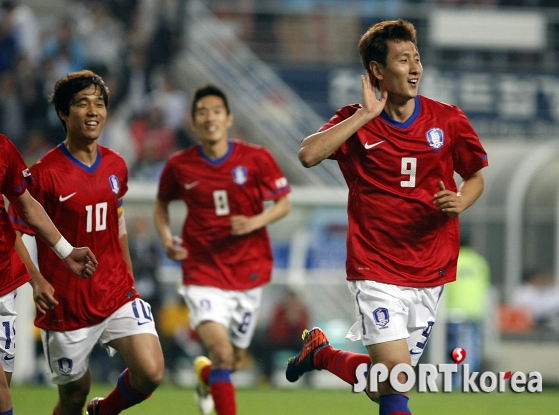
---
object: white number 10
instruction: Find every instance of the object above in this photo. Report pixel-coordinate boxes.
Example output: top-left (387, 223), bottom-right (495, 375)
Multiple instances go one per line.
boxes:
top-left (85, 202), bottom-right (107, 232)
top-left (400, 157), bottom-right (417, 188)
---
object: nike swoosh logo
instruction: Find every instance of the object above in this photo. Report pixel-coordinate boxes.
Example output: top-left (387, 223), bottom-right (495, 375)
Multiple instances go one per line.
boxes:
top-left (3, 355), bottom-right (15, 361)
top-left (409, 350), bottom-right (422, 355)
top-left (364, 141), bottom-right (385, 150)
top-left (137, 321), bottom-right (152, 326)
top-left (59, 192), bottom-right (77, 202)
top-left (184, 181), bottom-right (199, 190)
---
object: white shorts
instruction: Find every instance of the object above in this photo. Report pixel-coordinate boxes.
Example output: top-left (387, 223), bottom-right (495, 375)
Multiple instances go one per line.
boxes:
top-left (0, 290), bottom-right (17, 372)
top-left (179, 285), bottom-right (262, 349)
top-left (346, 280), bottom-right (444, 366)
top-left (41, 298), bottom-right (158, 385)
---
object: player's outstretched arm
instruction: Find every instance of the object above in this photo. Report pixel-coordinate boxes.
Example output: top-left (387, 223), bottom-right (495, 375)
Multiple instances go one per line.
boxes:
top-left (434, 170), bottom-right (485, 218)
top-left (153, 198), bottom-right (188, 261)
top-left (14, 230), bottom-right (59, 313)
top-left (299, 72), bottom-right (387, 168)
top-left (8, 190), bottom-right (97, 279)
top-left (231, 195), bottom-right (291, 236)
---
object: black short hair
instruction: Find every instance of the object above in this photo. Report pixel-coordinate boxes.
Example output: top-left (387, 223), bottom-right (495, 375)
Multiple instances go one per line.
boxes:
top-left (191, 85), bottom-right (229, 119)
top-left (50, 69), bottom-right (109, 132)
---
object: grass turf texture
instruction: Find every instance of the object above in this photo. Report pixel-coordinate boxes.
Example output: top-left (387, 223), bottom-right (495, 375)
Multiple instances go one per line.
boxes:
top-left (11, 384), bottom-right (559, 414)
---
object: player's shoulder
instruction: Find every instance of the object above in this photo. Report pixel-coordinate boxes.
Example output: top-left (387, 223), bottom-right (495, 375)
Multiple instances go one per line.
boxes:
top-left (232, 138), bottom-right (266, 153)
top-left (336, 104), bottom-right (362, 119)
top-left (98, 144), bottom-right (126, 164)
top-left (232, 139), bottom-right (276, 160)
top-left (419, 95), bottom-right (463, 115)
top-left (31, 144), bottom-right (65, 171)
top-left (166, 145), bottom-right (199, 164)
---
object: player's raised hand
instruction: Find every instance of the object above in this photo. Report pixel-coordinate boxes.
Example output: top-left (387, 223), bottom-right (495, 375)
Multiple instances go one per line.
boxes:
top-left (361, 72), bottom-right (387, 119)
top-left (163, 235), bottom-right (188, 261)
top-left (30, 275), bottom-right (58, 314)
top-left (63, 247), bottom-right (98, 279)
top-left (433, 181), bottom-right (466, 218)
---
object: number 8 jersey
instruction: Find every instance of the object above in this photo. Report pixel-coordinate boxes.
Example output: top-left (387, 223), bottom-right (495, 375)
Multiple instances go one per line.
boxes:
top-left (12, 143), bottom-right (139, 331)
top-left (157, 139), bottom-right (290, 291)
top-left (324, 95), bottom-right (488, 288)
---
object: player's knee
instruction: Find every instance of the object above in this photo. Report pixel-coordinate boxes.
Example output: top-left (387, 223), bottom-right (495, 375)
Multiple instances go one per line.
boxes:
top-left (208, 344), bottom-right (235, 368)
top-left (140, 359), bottom-right (165, 390)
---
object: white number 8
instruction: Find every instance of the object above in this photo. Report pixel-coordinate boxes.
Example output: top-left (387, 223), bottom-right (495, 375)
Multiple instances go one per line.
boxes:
top-left (213, 190), bottom-right (230, 216)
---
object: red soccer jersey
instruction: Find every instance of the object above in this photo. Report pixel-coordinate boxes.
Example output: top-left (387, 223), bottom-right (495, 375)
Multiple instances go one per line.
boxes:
top-left (0, 198), bottom-right (31, 296)
top-left (324, 95), bottom-right (488, 288)
top-left (157, 139), bottom-right (290, 290)
top-left (0, 135), bottom-right (32, 283)
top-left (12, 143), bottom-right (139, 331)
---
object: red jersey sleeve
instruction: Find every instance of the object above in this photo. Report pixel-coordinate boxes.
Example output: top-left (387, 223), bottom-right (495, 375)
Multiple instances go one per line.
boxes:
top-left (451, 107), bottom-right (489, 178)
top-left (0, 135), bottom-right (32, 197)
top-left (256, 147), bottom-right (290, 200)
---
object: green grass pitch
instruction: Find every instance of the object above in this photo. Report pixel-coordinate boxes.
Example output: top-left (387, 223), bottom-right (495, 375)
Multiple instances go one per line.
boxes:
top-left (11, 383), bottom-right (559, 414)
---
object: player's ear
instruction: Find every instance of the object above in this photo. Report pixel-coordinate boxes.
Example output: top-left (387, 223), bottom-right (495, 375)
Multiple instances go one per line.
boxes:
top-left (226, 113), bottom-right (234, 128)
top-left (369, 61), bottom-right (383, 84)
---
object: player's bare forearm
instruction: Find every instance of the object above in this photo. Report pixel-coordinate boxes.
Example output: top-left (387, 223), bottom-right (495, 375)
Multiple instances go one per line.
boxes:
top-left (230, 196), bottom-right (291, 235)
top-left (299, 111), bottom-right (374, 168)
top-left (457, 170), bottom-right (485, 210)
top-left (299, 73), bottom-right (386, 168)
top-left (434, 170), bottom-right (484, 218)
top-left (8, 190), bottom-right (64, 247)
top-left (153, 198), bottom-right (188, 261)
top-left (14, 230), bottom-right (58, 313)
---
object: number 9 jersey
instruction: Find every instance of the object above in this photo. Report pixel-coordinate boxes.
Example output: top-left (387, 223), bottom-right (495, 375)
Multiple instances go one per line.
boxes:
top-left (11, 143), bottom-right (139, 331)
top-left (324, 95), bottom-right (488, 288)
top-left (157, 139), bottom-right (290, 291)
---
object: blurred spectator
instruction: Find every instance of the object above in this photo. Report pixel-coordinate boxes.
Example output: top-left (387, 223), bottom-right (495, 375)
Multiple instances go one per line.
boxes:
top-left (76, 0), bottom-right (126, 75)
top-left (148, 70), bottom-right (189, 130)
top-left (1, 0), bottom-right (40, 68)
top-left (511, 269), bottom-right (559, 325)
top-left (128, 215), bottom-right (162, 314)
top-left (137, 0), bottom-right (183, 72)
top-left (0, 69), bottom-right (24, 147)
top-left (119, 47), bottom-right (152, 119)
top-left (14, 56), bottom-right (49, 133)
top-left (0, 8), bottom-right (16, 74)
top-left (250, 290), bottom-right (310, 384)
top-left (42, 16), bottom-right (86, 79)
top-left (175, 109), bottom-right (198, 150)
top-left (130, 103), bottom-right (178, 179)
top-left (445, 236), bottom-right (491, 387)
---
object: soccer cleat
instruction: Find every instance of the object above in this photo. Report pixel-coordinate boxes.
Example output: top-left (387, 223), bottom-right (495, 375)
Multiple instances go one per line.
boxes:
top-left (85, 397), bottom-right (103, 415)
top-left (285, 327), bottom-right (329, 383)
top-left (193, 356), bottom-right (214, 414)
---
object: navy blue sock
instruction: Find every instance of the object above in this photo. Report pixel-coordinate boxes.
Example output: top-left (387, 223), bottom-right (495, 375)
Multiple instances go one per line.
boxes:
top-left (0, 409), bottom-right (13, 415)
top-left (379, 394), bottom-right (411, 415)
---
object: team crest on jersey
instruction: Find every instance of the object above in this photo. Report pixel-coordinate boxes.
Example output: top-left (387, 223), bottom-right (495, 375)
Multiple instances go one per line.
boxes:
top-left (426, 128), bottom-right (444, 149)
top-left (232, 166), bottom-right (248, 186)
top-left (58, 358), bottom-right (73, 376)
top-left (22, 168), bottom-right (31, 178)
top-left (109, 174), bottom-right (120, 195)
top-left (373, 307), bottom-right (390, 329)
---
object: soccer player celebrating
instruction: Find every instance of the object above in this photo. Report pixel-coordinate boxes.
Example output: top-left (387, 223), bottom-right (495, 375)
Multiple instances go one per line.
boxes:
top-left (286, 19), bottom-right (488, 415)
top-left (154, 85), bottom-right (291, 415)
top-left (12, 70), bottom-right (164, 415)
top-left (0, 135), bottom-right (97, 415)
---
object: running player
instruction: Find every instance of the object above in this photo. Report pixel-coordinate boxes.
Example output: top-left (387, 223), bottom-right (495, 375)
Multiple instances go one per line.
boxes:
top-left (154, 85), bottom-right (291, 415)
top-left (286, 19), bottom-right (488, 415)
top-left (12, 70), bottom-right (164, 415)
